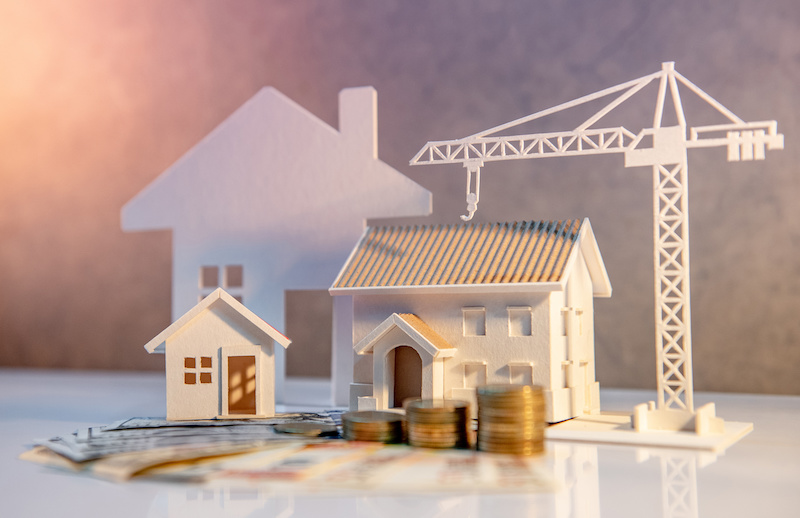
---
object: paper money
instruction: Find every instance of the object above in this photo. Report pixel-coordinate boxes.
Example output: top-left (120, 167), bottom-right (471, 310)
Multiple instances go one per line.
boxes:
top-left (33, 412), bottom-right (343, 463)
top-left (38, 424), bottom-right (284, 462)
top-left (104, 410), bottom-right (344, 431)
top-left (21, 409), bottom-right (558, 492)
top-left (19, 445), bottom-right (84, 472)
top-left (150, 442), bottom-right (557, 493)
top-left (90, 441), bottom-right (285, 482)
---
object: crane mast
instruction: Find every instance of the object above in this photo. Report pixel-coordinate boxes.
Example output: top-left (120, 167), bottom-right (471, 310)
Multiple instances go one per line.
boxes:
top-left (410, 62), bottom-right (783, 431)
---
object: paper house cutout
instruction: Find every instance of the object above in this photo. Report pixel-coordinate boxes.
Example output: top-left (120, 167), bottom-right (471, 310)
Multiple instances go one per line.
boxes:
top-left (330, 218), bottom-right (611, 423)
top-left (122, 86), bottom-right (432, 397)
top-left (144, 288), bottom-right (291, 420)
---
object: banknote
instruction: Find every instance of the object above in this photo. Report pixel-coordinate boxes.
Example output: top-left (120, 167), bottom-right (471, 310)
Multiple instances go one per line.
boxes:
top-left (23, 439), bottom-right (556, 491)
top-left (34, 412), bottom-right (343, 463)
top-left (143, 441), bottom-right (358, 482)
top-left (37, 428), bottom-right (290, 463)
top-left (90, 441), bottom-right (290, 482)
top-left (104, 410), bottom-right (344, 431)
top-left (151, 442), bottom-right (557, 492)
top-left (315, 446), bottom-right (558, 492)
top-left (19, 445), bottom-right (84, 472)
top-left (22, 410), bottom-right (557, 492)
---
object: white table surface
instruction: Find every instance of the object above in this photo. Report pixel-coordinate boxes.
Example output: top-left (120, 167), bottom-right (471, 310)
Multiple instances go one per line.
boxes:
top-left (2, 368), bottom-right (798, 518)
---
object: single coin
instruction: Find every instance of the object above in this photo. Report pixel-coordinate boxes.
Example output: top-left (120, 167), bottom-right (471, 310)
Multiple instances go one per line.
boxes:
top-left (273, 422), bottom-right (339, 437)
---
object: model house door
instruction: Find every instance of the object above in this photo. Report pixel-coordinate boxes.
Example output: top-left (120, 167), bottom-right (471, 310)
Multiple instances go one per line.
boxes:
top-left (392, 346), bottom-right (421, 408)
top-left (227, 355), bottom-right (256, 414)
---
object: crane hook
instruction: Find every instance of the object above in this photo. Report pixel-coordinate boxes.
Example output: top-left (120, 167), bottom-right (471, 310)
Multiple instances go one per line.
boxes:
top-left (460, 164), bottom-right (481, 222)
top-left (461, 192), bottom-right (478, 221)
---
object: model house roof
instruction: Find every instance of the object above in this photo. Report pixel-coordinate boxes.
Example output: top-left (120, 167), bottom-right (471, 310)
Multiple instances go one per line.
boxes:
top-left (144, 288), bottom-right (291, 354)
top-left (331, 218), bottom-right (611, 296)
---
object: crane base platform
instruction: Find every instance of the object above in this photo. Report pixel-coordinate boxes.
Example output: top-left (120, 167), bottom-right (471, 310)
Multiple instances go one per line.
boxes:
top-left (545, 411), bottom-right (753, 452)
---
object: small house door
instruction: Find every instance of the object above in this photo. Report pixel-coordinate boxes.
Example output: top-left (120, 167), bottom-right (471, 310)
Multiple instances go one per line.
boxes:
top-left (227, 355), bottom-right (257, 414)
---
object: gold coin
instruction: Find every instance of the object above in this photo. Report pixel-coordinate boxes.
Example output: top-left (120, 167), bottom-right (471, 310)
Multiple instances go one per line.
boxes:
top-left (274, 422), bottom-right (339, 437)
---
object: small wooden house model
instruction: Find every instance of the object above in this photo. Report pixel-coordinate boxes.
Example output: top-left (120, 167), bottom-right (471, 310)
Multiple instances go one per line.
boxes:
top-left (144, 288), bottom-right (291, 420)
top-left (330, 218), bottom-right (612, 423)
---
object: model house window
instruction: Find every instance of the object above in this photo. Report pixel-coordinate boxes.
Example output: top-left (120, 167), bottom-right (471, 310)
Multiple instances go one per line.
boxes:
top-left (199, 264), bottom-right (244, 303)
top-left (200, 266), bottom-right (219, 289)
top-left (509, 363), bottom-right (534, 385)
top-left (561, 307), bottom-right (585, 337)
top-left (462, 307), bottom-right (486, 336)
top-left (463, 362), bottom-right (487, 388)
top-left (224, 265), bottom-right (243, 288)
top-left (184, 356), bottom-right (213, 385)
top-left (507, 306), bottom-right (532, 336)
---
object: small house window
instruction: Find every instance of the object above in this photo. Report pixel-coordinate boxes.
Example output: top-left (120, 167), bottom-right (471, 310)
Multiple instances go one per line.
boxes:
top-left (184, 356), bottom-right (213, 385)
top-left (507, 306), bottom-right (532, 336)
top-left (462, 307), bottom-right (486, 337)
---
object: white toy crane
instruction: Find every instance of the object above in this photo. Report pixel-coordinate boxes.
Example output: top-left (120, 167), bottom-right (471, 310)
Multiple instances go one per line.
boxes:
top-left (410, 62), bottom-right (783, 433)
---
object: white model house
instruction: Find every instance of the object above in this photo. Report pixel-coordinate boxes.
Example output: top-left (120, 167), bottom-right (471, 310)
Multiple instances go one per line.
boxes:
top-left (329, 218), bottom-right (612, 423)
top-left (144, 288), bottom-right (291, 420)
top-left (122, 86), bottom-right (431, 395)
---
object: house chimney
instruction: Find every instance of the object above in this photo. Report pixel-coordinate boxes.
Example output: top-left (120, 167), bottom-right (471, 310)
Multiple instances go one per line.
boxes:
top-left (339, 87), bottom-right (378, 158)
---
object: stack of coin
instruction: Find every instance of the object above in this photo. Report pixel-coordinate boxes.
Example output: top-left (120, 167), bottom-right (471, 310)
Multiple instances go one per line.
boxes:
top-left (476, 384), bottom-right (545, 455)
top-left (404, 399), bottom-right (471, 449)
top-left (341, 411), bottom-right (404, 443)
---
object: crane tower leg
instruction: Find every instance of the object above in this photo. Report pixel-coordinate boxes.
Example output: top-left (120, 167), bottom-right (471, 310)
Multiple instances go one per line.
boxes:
top-left (632, 156), bottom-right (726, 432)
top-left (653, 158), bottom-right (694, 415)
top-left (632, 157), bottom-right (726, 434)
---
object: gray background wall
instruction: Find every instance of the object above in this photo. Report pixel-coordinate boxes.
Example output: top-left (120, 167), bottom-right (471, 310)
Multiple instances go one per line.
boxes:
top-left (1, 0), bottom-right (798, 395)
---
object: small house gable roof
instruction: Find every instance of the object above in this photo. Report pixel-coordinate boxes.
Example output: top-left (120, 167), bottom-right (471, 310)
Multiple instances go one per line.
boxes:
top-left (331, 218), bottom-right (611, 296)
top-left (354, 313), bottom-right (456, 358)
top-left (144, 288), bottom-right (291, 354)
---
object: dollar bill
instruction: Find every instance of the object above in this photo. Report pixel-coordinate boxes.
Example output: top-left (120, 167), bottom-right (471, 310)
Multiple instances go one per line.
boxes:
top-left (33, 412), bottom-right (343, 463)
top-left (104, 410), bottom-right (344, 431)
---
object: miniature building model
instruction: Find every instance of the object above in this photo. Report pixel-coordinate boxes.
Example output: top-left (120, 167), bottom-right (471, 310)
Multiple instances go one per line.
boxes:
top-left (122, 86), bottom-right (431, 395)
top-left (330, 218), bottom-right (612, 423)
top-left (143, 288), bottom-right (291, 420)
